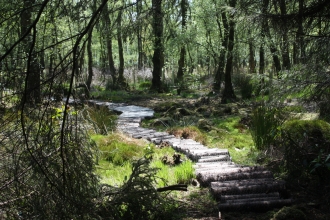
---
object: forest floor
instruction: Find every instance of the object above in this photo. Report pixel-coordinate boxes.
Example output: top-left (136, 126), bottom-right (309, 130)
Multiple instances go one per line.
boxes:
top-left (108, 91), bottom-right (329, 220)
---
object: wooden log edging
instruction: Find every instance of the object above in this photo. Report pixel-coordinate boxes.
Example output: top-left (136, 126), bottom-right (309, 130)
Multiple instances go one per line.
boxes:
top-left (84, 100), bottom-right (292, 214)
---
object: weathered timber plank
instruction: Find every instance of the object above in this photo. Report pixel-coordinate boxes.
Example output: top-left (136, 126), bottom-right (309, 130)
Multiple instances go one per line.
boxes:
top-left (210, 178), bottom-right (282, 187)
top-left (197, 171), bottom-right (273, 187)
top-left (220, 192), bottom-right (280, 201)
top-left (211, 181), bottom-right (286, 196)
top-left (196, 166), bottom-right (266, 176)
top-left (218, 199), bottom-right (292, 211)
top-left (197, 155), bottom-right (231, 163)
top-left (221, 196), bottom-right (281, 204)
top-left (193, 162), bottom-right (236, 168)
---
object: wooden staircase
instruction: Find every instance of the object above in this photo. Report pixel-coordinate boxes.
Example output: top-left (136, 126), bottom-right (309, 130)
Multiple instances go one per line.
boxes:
top-left (86, 100), bottom-right (292, 216)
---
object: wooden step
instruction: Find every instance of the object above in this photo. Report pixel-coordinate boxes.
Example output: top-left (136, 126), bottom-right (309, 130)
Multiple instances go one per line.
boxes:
top-left (210, 180), bottom-right (286, 197)
top-left (197, 171), bottom-right (273, 187)
top-left (220, 192), bottom-right (280, 202)
top-left (218, 199), bottom-right (292, 211)
top-left (197, 155), bottom-right (231, 163)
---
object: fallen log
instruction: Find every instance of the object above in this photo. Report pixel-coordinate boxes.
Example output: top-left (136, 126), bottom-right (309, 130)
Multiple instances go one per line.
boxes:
top-left (220, 192), bottom-right (279, 201)
top-left (210, 178), bottom-right (282, 187)
top-left (197, 155), bottom-right (231, 163)
top-left (211, 180), bottom-right (286, 197)
top-left (219, 192), bottom-right (280, 203)
top-left (197, 171), bottom-right (273, 187)
top-left (218, 199), bottom-right (293, 211)
top-left (220, 195), bottom-right (281, 204)
top-left (193, 162), bottom-right (237, 169)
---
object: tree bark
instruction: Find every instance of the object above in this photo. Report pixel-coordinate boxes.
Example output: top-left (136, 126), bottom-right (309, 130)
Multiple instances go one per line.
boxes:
top-left (279, 0), bottom-right (291, 70)
top-left (21, 0), bottom-right (41, 105)
top-left (137, 0), bottom-right (143, 70)
top-left (151, 0), bottom-right (164, 92)
top-left (221, 0), bottom-right (237, 104)
top-left (248, 37), bottom-right (256, 74)
top-left (262, 0), bottom-right (281, 76)
top-left (117, 9), bottom-right (127, 89)
top-left (176, 0), bottom-right (187, 83)
top-left (213, 9), bottom-right (229, 91)
top-left (103, 4), bottom-right (117, 86)
top-left (86, 29), bottom-right (93, 98)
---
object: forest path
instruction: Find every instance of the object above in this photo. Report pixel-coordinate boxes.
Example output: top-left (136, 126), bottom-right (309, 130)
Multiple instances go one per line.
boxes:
top-left (86, 99), bottom-right (292, 216)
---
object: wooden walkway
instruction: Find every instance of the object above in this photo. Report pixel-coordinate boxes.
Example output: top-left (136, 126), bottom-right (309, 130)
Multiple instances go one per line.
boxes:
top-left (87, 100), bottom-right (292, 215)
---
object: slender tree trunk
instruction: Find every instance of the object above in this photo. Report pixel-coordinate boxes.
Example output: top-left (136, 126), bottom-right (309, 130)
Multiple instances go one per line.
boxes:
top-left (213, 10), bottom-right (229, 91)
top-left (85, 29), bottom-right (93, 98)
top-left (248, 30), bottom-right (256, 74)
top-left (117, 9), bottom-right (126, 88)
top-left (259, 45), bottom-right (265, 75)
top-left (262, 0), bottom-right (281, 76)
top-left (176, 0), bottom-right (187, 83)
top-left (279, 0), bottom-right (291, 70)
top-left (103, 4), bottom-right (117, 86)
top-left (151, 0), bottom-right (164, 92)
top-left (221, 0), bottom-right (236, 104)
top-left (21, 0), bottom-right (41, 105)
top-left (137, 0), bottom-right (143, 70)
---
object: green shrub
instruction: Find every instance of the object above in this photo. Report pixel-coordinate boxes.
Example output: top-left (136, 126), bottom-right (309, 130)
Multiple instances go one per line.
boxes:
top-left (138, 81), bottom-right (152, 90)
top-left (235, 73), bottom-right (254, 99)
top-left (279, 119), bottom-right (330, 179)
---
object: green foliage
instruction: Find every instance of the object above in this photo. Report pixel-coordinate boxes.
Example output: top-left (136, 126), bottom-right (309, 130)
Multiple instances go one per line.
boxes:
top-left (138, 80), bottom-right (152, 90)
top-left (250, 105), bottom-right (285, 151)
top-left (279, 119), bottom-right (330, 180)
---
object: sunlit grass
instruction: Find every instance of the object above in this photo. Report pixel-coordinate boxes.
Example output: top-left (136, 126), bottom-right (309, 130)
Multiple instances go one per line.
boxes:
top-left (208, 115), bottom-right (256, 165)
top-left (93, 132), bottom-right (196, 187)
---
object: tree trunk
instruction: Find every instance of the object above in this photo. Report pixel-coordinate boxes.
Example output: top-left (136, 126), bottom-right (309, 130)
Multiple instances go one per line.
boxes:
top-left (262, 0), bottom-right (281, 77)
top-left (21, 0), bottom-right (41, 105)
top-left (151, 0), bottom-right (164, 92)
top-left (103, 4), bottom-right (117, 86)
top-left (280, 0), bottom-right (290, 70)
top-left (117, 9), bottom-right (127, 89)
top-left (213, 9), bottom-right (229, 91)
top-left (85, 29), bottom-right (93, 98)
top-left (248, 30), bottom-right (256, 74)
top-left (176, 0), bottom-right (187, 83)
top-left (259, 45), bottom-right (265, 75)
top-left (137, 0), bottom-right (143, 70)
top-left (221, 0), bottom-right (237, 104)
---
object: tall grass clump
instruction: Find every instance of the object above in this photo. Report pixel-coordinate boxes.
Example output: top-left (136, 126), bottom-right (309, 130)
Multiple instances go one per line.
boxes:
top-left (250, 105), bottom-right (285, 152)
top-left (83, 105), bottom-right (117, 135)
top-left (174, 160), bottom-right (194, 184)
